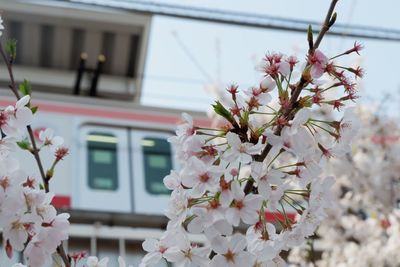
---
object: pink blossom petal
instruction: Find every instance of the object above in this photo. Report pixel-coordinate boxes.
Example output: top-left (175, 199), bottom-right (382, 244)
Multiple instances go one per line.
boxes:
top-left (16, 95), bottom-right (30, 108)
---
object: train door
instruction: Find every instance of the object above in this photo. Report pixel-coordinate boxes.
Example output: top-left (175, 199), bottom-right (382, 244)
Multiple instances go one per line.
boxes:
top-left (75, 126), bottom-right (132, 212)
top-left (130, 131), bottom-right (173, 215)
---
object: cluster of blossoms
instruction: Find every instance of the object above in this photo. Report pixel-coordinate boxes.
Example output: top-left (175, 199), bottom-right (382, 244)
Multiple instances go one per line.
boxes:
top-left (0, 98), bottom-right (128, 267)
top-left (0, 96), bottom-right (70, 266)
top-left (288, 106), bottom-right (400, 267)
top-left (139, 35), bottom-right (363, 265)
top-left (11, 255), bottom-right (133, 267)
top-left (0, 4), bottom-right (369, 266)
top-left (0, 15), bottom-right (134, 267)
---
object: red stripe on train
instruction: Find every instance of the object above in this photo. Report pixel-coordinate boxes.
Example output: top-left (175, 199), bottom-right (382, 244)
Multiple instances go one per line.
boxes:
top-left (0, 100), bottom-right (211, 127)
top-left (51, 195), bottom-right (296, 223)
top-left (52, 195), bottom-right (71, 209)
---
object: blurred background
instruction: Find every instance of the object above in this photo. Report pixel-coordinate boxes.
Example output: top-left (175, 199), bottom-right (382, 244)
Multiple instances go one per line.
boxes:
top-left (0, 0), bottom-right (399, 266)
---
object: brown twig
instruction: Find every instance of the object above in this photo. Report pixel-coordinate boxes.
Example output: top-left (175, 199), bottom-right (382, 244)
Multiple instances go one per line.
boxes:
top-left (57, 245), bottom-right (71, 266)
top-left (0, 42), bottom-right (71, 267)
top-left (313, 0), bottom-right (338, 51)
top-left (27, 125), bottom-right (49, 191)
top-left (0, 44), bottom-right (19, 99)
top-left (244, 0), bottom-right (339, 194)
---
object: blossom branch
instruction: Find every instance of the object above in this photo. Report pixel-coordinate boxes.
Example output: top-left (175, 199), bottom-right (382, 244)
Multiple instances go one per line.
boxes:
top-left (0, 42), bottom-right (71, 267)
top-left (244, 0), bottom-right (339, 194)
top-left (0, 43), bottom-right (49, 191)
top-left (0, 42), bottom-right (19, 99)
top-left (313, 0), bottom-right (338, 51)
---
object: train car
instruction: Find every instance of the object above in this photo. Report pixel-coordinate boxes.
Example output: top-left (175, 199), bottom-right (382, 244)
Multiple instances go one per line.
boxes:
top-left (0, 90), bottom-right (212, 266)
top-left (0, 91), bottom-right (211, 218)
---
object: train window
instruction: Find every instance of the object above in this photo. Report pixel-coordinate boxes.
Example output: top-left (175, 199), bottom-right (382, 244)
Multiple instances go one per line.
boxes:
top-left (87, 133), bottom-right (119, 191)
top-left (142, 137), bottom-right (172, 195)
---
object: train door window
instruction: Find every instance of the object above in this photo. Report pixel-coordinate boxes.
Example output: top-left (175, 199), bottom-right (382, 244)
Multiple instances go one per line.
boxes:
top-left (131, 131), bottom-right (173, 215)
top-left (142, 137), bottom-right (172, 195)
top-left (76, 126), bottom-right (131, 213)
top-left (87, 133), bottom-right (118, 191)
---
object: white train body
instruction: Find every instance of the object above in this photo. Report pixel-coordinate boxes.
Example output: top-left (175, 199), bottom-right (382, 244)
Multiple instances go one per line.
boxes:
top-left (1, 92), bottom-right (210, 219)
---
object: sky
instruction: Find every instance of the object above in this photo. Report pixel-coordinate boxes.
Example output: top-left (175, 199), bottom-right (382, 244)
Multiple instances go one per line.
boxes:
top-left (140, 0), bottom-right (400, 115)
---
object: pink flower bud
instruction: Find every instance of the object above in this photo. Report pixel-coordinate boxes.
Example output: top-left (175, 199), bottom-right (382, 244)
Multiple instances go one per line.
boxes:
top-left (6, 240), bottom-right (13, 259)
top-left (55, 147), bottom-right (69, 161)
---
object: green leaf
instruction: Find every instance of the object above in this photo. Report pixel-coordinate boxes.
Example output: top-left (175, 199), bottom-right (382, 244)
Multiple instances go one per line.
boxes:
top-left (212, 101), bottom-right (235, 124)
top-left (31, 106), bottom-right (39, 114)
top-left (5, 39), bottom-right (17, 60)
top-left (39, 183), bottom-right (45, 190)
top-left (19, 79), bottom-right (31, 96)
top-left (239, 110), bottom-right (249, 128)
top-left (16, 140), bottom-right (30, 150)
top-left (298, 96), bottom-right (313, 108)
top-left (329, 12), bottom-right (337, 27)
top-left (46, 169), bottom-right (54, 179)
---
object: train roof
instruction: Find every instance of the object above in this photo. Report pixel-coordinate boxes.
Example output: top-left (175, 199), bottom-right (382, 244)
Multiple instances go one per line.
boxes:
top-left (0, 90), bottom-right (209, 124)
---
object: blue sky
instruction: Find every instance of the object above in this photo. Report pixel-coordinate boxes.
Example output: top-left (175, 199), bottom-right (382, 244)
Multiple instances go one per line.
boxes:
top-left (140, 0), bottom-right (400, 115)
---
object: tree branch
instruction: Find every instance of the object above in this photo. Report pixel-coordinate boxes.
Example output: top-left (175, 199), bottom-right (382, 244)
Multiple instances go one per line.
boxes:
top-left (244, 0), bottom-right (339, 194)
top-left (0, 42), bottom-right (71, 267)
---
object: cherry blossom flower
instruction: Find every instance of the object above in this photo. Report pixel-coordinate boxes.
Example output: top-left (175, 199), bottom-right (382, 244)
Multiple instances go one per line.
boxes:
top-left (210, 234), bottom-right (254, 267)
top-left (70, 250), bottom-right (88, 264)
top-left (226, 181), bottom-right (263, 226)
top-left (163, 170), bottom-right (182, 190)
top-left (181, 156), bottom-right (223, 197)
top-left (250, 161), bottom-right (284, 198)
top-left (140, 231), bottom-right (178, 267)
top-left (338, 107), bottom-right (360, 143)
top-left (244, 87), bottom-right (272, 108)
top-left (175, 113), bottom-right (195, 141)
top-left (24, 231), bottom-right (52, 267)
top-left (266, 182), bottom-right (290, 211)
top-left (3, 214), bottom-right (29, 251)
top-left (85, 256), bottom-right (109, 267)
top-left (187, 203), bottom-right (226, 234)
top-left (309, 175), bottom-right (335, 212)
top-left (289, 108), bottom-right (311, 135)
top-left (223, 132), bottom-right (263, 164)
top-left (246, 223), bottom-right (283, 262)
top-left (261, 53), bottom-right (291, 77)
top-left (309, 50), bottom-right (328, 79)
top-left (218, 175), bottom-right (234, 207)
top-left (2, 95), bottom-right (33, 138)
top-left (163, 237), bottom-right (211, 267)
top-left (169, 134), bottom-right (205, 162)
top-left (0, 135), bottom-right (16, 159)
top-left (266, 127), bottom-right (315, 158)
top-left (39, 128), bottom-right (64, 151)
top-left (165, 187), bottom-right (188, 227)
top-left (259, 76), bottom-right (277, 92)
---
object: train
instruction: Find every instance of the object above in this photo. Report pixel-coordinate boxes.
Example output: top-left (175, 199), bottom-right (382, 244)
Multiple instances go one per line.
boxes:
top-left (1, 91), bottom-right (211, 221)
top-left (0, 90), bottom-right (210, 266)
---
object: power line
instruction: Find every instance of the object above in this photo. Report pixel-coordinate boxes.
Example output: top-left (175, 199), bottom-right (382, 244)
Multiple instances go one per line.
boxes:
top-left (171, 31), bottom-right (213, 83)
top-left (69, 0), bottom-right (400, 42)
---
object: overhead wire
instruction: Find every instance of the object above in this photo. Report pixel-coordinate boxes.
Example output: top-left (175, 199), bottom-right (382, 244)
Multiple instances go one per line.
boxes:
top-left (70, 0), bottom-right (400, 42)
